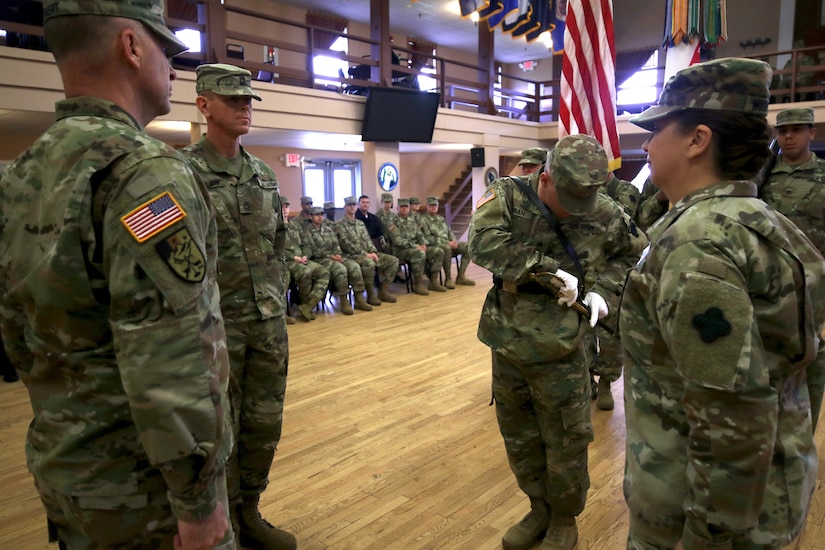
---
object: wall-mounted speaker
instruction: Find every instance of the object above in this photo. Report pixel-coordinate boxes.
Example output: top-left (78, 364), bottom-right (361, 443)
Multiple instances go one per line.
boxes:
top-left (470, 147), bottom-right (485, 167)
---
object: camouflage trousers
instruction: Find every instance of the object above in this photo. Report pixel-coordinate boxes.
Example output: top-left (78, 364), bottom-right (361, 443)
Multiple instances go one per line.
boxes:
top-left (491, 348), bottom-right (593, 516)
top-left (584, 326), bottom-right (623, 383)
top-left (424, 245), bottom-right (445, 275)
top-left (37, 470), bottom-right (234, 549)
top-left (289, 259), bottom-right (330, 305)
top-left (432, 241), bottom-right (470, 278)
top-left (314, 257), bottom-right (365, 294)
top-left (225, 316), bottom-right (289, 501)
top-left (393, 247), bottom-right (427, 276)
top-left (347, 252), bottom-right (399, 287)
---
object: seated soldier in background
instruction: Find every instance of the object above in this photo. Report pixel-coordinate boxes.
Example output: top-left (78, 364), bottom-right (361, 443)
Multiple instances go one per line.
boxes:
top-left (297, 196), bottom-right (314, 226)
top-left (303, 206), bottom-right (373, 315)
top-left (335, 196), bottom-right (399, 305)
top-left (376, 192), bottom-right (400, 251)
top-left (409, 196), bottom-right (423, 221)
top-left (323, 201), bottom-right (336, 222)
top-left (419, 196), bottom-right (475, 288)
top-left (283, 198), bottom-right (330, 323)
top-left (396, 198), bottom-right (447, 293)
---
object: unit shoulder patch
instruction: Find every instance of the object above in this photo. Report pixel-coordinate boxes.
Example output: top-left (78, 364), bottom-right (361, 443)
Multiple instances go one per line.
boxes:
top-left (155, 227), bottom-right (206, 282)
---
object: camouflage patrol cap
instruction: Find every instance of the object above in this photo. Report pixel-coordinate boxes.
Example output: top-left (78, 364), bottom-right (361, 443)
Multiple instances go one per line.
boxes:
top-left (300, 196), bottom-right (313, 205)
top-left (309, 206), bottom-right (324, 215)
top-left (344, 196), bottom-right (358, 205)
top-left (427, 196), bottom-right (439, 205)
top-left (280, 196), bottom-right (290, 205)
top-left (381, 193), bottom-right (393, 203)
top-left (518, 147), bottom-right (549, 166)
top-left (397, 198), bottom-right (410, 206)
top-left (631, 57), bottom-right (771, 131)
top-left (43, 0), bottom-right (188, 57)
top-left (549, 134), bottom-right (608, 215)
top-left (409, 197), bottom-right (421, 205)
top-left (776, 107), bottom-right (815, 127)
top-left (196, 63), bottom-right (262, 101)
top-left (323, 201), bottom-right (335, 210)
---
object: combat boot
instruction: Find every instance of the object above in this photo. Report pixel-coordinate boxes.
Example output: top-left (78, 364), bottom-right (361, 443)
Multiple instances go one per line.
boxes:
top-left (413, 273), bottom-right (430, 296)
top-left (539, 514), bottom-right (577, 550)
top-left (366, 285), bottom-right (382, 306)
top-left (354, 293), bottom-right (373, 311)
top-left (238, 495), bottom-right (297, 550)
top-left (597, 377), bottom-right (614, 410)
top-left (455, 274), bottom-right (476, 286)
top-left (444, 277), bottom-right (456, 289)
top-left (502, 498), bottom-right (551, 550)
top-left (298, 303), bottom-right (314, 322)
top-left (428, 272), bottom-right (448, 292)
top-left (285, 315), bottom-right (296, 325)
top-left (378, 282), bottom-right (397, 303)
top-left (340, 296), bottom-right (354, 315)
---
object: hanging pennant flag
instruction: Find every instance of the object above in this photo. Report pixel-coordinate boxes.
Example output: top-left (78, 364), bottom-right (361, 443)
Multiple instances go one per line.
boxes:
top-left (559, 0), bottom-right (620, 171)
top-left (459, 0), bottom-right (479, 17)
top-left (550, 0), bottom-right (567, 53)
top-left (664, 37), bottom-right (701, 83)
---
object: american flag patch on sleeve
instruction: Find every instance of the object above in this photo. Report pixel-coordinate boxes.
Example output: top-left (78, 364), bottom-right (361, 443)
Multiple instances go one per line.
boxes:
top-left (121, 191), bottom-right (187, 242)
top-left (476, 188), bottom-right (496, 209)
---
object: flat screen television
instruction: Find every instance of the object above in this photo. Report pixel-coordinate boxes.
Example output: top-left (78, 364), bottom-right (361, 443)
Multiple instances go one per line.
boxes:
top-left (360, 88), bottom-right (440, 143)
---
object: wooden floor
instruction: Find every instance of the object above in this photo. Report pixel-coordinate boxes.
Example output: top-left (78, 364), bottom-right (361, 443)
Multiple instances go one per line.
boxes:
top-left (1, 262), bottom-right (824, 549)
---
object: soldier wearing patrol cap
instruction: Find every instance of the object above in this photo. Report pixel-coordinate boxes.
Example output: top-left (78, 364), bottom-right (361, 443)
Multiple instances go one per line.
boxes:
top-left (622, 58), bottom-right (825, 549)
top-left (517, 147), bottom-right (549, 175)
top-left (323, 200), bottom-right (336, 221)
top-left (376, 192), bottom-right (401, 255)
top-left (469, 134), bottom-right (646, 550)
top-left (419, 195), bottom-right (476, 288)
top-left (298, 195), bottom-right (314, 225)
top-left (181, 64), bottom-right (296, 550)
top-left (0, 0), bottom-right (234, 548)
top-left (409, 196), bottom-right (422, 221)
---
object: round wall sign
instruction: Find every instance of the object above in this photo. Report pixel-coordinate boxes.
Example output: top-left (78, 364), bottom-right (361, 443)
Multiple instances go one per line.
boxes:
top-left (378, 162), bottom-right (399, 191)
top-left (485, 167), bottom-right (498, 185)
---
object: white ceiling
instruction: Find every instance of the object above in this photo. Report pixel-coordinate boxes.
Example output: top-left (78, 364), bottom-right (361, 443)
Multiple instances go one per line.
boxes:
top-left (273, 0), bottom-right (557, 64)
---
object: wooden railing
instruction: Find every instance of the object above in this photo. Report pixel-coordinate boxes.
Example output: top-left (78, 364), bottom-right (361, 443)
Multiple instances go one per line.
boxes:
top-left (3, 0), bottom-right (825, 121)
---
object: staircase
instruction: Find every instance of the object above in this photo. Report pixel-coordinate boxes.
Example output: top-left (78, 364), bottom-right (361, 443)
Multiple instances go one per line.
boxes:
top-left (443, 165), bottom-right (474, 239)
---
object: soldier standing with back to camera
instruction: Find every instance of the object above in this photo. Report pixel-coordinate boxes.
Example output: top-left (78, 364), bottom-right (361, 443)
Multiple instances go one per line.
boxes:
top-left (180, 63), bottom-right (296, 550)
top-left (0, 1), bottom-right (234, 548)
top-left (469, 135), bottom-right (647, 550)
top-left (759, 106), bottom-right (825, 428)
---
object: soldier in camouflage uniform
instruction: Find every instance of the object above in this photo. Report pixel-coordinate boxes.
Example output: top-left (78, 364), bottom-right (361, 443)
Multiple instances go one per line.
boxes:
top-left (180, 64), bottom-right (295, 550)
top-left (303, 206), bottom-right (373, 315)
top-left (396, 198), bottom-right (448, 293)
top-left (469, 135), bottom-right (647, 550)
top-left (622, 57), bottom-right (825, 550)
top-left (634, 176), bottom-right (669, 231)
top-left (761, 107), bottom-right (825, 425)
top-left (335, 195), bottom-right (399, 305)
top-left (297, 195), bottom-right (314, 226)
top-left (517, 147), bottom-right (549, 175)
top-left (586, 173), bottom-right (643, 410)
top-left (419, 195), bottom-right (476, 288)
top-left (409, 196), bottom-right (423, 221)
top-left (376, 192), bottom-right (401, 252)
top-left (323, 200), bottom-right (336, 221)
top-left (0, 1), bottom-right (233, 548)
top-left (283, 197), bottom-right (330, 323)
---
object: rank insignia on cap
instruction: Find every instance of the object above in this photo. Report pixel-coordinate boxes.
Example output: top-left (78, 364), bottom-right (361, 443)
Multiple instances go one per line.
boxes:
top-left (691, 307), bottom-right (732, 343)
top-left (155, 227), bottom-right (206, 282)
top-left (121, 192), bottom-right (186, 242)
top-left (476, 187), bottom-right (496, 209)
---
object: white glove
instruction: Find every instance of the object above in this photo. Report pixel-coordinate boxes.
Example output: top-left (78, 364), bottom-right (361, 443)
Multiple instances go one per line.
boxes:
top-left (554, 269), bottom-right (579, 307)
top-left (583, 292), bottom-right (608, 328)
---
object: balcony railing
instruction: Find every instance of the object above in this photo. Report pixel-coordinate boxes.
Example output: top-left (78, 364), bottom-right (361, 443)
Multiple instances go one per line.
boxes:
top-left (2, 0), bottom-right (824, 122)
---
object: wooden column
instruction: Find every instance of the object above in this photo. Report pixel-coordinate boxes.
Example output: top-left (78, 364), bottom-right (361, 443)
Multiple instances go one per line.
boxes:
top-left (369, 0), bottom-right (393, 87)
top-left (478, 21), bottom-right (496, 115)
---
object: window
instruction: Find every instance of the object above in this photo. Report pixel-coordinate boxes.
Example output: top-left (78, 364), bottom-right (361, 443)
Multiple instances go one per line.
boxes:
top-left (313, 35), bottom-right (349, 89)
top-left (303, 160), bottom-right (361, 205)
top-left (617, 50), bottom-right (659, 114)
top-left (174, 28), bottom-right (202, 52)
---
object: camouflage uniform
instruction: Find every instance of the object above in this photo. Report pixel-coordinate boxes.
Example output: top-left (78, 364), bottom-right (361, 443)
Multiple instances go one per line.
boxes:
top-left (761, 107), bottom-right (825, 427)
top-left (334, 201), bottom-right (399, 303)
top-left (285, 216), bottom-right (330, 319)
top-left (395, 202), bottom-right (446, 291)
top-left (0, 96), bottom-right (233, 546)
top-left (623, 57), bottom-right (825, 549)
top-left (418, 198), bottom-right (474, 286)
top-left (302, 210), bottom-right (367, 300)
top-left (469, 135), bottom-right (646, 549)
top-left (634, 177), bottom-right (669, 231)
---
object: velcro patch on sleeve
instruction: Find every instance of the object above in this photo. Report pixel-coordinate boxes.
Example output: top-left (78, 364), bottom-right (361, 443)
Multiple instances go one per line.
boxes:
top-left (671, 272), bottom-right (753, 390)
top-left (155, 227), bottom-right (206, 282)
top-left (121, 191), bottom-right (187, 242)
top-left (476, 188), bottom-right (496, 209)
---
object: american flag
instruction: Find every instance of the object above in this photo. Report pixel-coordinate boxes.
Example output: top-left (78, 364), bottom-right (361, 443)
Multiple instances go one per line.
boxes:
top-left (121, 192), bottom-right (186, 242)
top-left (559, 0), bottom-right (621, 171)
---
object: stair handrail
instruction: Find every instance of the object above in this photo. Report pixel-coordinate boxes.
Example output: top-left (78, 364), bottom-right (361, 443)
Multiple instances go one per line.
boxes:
top-left (444, 169), bottom-right (473, 227)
